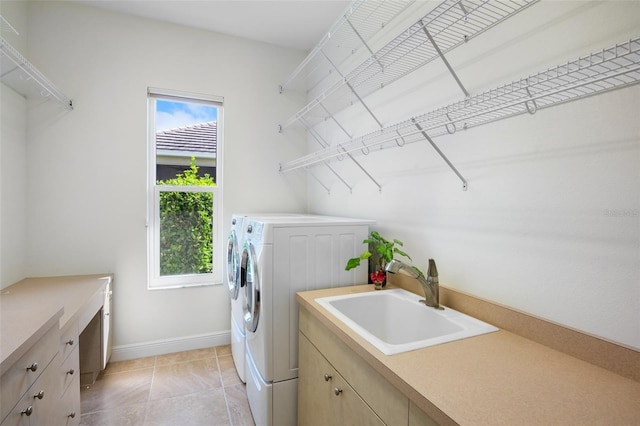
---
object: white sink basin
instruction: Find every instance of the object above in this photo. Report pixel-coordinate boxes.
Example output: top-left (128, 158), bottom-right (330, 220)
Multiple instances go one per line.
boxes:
top-left (316, 288), bottom-right (498, 355)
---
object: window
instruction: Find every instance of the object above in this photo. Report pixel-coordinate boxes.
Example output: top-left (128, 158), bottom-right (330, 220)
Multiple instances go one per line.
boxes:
top-left (147, 87), bottom-right (223, 289)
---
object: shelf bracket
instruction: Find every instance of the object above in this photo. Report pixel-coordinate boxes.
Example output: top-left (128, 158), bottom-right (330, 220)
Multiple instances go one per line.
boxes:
top-left (420, 20), bottom-right (469, 98)
top-left (325, 162), bottom-right (354, 193)
top-left (345, 81), bottom-right (384, 128)
top-left (318, 101), bottom-right (352, 140)
top-left (524, 87), bottom-right (538, 114)
top-left (413, 119), bottom-right (468, 191)
top-left (320, 50), bottom-right (384, 129)
top-left (315, 104), bottom-right (382, 192)
top-left (299, 116), bottom-right (330, 148)
top-left (458, 0), bottom-right (469, 20)
top-left (0, 14), bottom-right (20, 35)
top-left (338, 144), bottom-right (382, 193)
top-left (307, 168), bottom-right (332, 194)
top-left (346, 18), bottom-right (384, 72)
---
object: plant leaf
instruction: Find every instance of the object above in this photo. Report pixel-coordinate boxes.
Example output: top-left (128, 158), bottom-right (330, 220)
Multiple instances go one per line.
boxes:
top-left (345, 257), bottom-right (361, 270)
top-left (359, 251), bottom-right (372, 260)
top-left (394, 247), bottom-right (411, 260)
top-left (413, 266), bottom-right (425, 278)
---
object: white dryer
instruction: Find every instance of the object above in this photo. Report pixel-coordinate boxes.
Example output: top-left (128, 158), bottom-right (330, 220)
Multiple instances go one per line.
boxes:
top-left (227, 213), bottom-right (307, 383)
top-left (240, 215), bottom-right (374, 426)
top-left (227, 214), bottom-right (248, 383)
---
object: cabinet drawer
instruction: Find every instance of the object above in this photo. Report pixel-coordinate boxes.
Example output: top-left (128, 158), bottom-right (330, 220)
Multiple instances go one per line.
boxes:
top-left (1, 353), bottom-right (59, 426)
top-left (1, 385), bottom-right (32, 426)
top-left (59, 369), bottom-right (80, 426)
top-left (299, 307), bottom-right (408, 425)
top-left (59, 321), bottom-right (79, 362)
top-left (0, 324), bottom-right (59, 423)
top-left (59, 345), bottom-right (79, 395)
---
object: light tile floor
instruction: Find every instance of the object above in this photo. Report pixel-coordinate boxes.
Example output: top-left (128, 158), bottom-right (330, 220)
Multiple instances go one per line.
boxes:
top-left (80, 345), bottom-right (254, 426)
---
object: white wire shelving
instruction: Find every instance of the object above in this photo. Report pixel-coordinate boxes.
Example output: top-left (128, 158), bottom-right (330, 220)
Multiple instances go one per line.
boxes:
top-left (280, 0), bottom-right (415, 95)
top-left (279, 0), bottom-right (539, 133)
top-left (1, 36), bottom-right (73, 109)
top-left (280, 36), bottom-right (640, 189)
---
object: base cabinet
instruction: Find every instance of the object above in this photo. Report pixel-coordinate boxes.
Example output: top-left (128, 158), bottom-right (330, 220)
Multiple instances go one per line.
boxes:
top-left (299, 334), bottom-right (383, 426)
top-left (1, 323), bottom-right (60, 426)
top-left (59, 373), bottom-right (80, 426)
top-left (298, 306), bottom-right (438, 425)
top-left (1, 276), bottom-right (112, 426)
top-left (409, 402), bottom-right (439, 426)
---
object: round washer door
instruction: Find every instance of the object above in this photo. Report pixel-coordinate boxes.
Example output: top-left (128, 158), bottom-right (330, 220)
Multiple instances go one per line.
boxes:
top-left (227, 230), bottom-right (241, 300)
top-left (241, 240), bottom-right (260, 333)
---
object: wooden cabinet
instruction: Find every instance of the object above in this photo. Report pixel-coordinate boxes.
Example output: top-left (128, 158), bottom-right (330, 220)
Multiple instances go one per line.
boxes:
top-left (299, 306), bottom-right (440, 426)
top-left (57, 321), bottom-right (80, 425)
top-left (299, 334), bottom-right (383, 426)
top-left (409, 402), bottom-right (438, 426)
top-left (1, 274), bottom-right (113, 426)
top-left (0, 322), bottom-right (60, 426)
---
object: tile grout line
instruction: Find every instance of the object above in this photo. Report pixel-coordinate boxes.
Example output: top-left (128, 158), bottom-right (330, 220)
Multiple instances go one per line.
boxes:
top-left (80, 346), bottom-right (249, 425)
top-left (216, 348), bottom-right (236, 425)
top-left (141, 355), bottom-right (158, 426)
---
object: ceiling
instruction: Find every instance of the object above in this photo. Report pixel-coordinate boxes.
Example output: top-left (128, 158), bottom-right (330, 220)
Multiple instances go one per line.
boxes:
top-left (78, 0), bottom-right (352, 51)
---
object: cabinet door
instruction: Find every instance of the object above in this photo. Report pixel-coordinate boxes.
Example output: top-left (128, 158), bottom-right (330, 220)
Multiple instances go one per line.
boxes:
top-left (299, 307), bottom-right (408, 425)
top-left (329, 373), bottom-right (384, 426)
top-left (298, 334), bottom-right (333, 425)
top-left (409, 401), bottom-right (439, 426)
top-left (298, 334), bottom-right (384, 426)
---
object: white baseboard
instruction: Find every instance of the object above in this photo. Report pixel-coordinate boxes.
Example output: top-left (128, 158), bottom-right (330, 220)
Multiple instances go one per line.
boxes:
top-left (109, 330), bottom-right (231, 362)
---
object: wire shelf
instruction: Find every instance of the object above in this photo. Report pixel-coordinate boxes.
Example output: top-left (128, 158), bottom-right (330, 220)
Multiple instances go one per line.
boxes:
top-left (1, 36), bottom-right (73, 109)
top-left (279, 0), bottom-right (538, 132)
top-left (280, 36), bottom-right (640, 173)
top-left (280, 0), bottom-right (415, 94)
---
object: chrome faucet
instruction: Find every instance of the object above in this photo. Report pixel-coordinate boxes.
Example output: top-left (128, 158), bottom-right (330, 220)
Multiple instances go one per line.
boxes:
top-left (385, 259), bottom-right (441, 309)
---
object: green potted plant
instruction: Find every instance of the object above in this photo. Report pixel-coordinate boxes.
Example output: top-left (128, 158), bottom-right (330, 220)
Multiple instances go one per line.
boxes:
top-left (345, 231), bottom-right (413, 289)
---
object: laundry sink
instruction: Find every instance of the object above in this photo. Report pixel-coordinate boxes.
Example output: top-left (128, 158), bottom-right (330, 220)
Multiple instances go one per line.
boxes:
top-left (316, 288), bottom-right (498, 355)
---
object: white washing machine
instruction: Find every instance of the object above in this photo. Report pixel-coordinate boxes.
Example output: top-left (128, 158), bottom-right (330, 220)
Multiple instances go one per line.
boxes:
top-left (240, 215), bottom-right (374, 426)
top-left (227, 214), bottom-right (248, 383)
top-left (227, 213), bottom-right (307, 383)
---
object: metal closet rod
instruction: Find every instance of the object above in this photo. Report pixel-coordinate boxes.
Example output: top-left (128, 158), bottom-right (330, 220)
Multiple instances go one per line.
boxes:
top-left (279, 36), bottom-right (640, 174)
top-left (279, 0), bottom-right (539, 133)
top-left (0, 37), bottom-right (73, 109)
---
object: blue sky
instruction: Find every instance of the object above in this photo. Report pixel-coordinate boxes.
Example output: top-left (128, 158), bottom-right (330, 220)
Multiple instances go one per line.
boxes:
top-left (156, 100), bottom-right (217, 131)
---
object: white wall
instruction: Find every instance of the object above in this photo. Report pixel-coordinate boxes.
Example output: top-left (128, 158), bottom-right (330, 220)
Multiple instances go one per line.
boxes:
top-left (17, 1), bottom-right (308, 353)
top-left (303, 1), bottom-right (640, 350)
top-left (4, 0), bottom-right (637, 355)
top-left (0, 86), bottom-right (28, 288)
top-left (0, 0), bottom-right (28, 288)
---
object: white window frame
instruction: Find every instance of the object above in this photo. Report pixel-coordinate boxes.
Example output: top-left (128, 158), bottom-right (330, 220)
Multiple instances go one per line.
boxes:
top-left (147, 87), bottom-right (224, 290)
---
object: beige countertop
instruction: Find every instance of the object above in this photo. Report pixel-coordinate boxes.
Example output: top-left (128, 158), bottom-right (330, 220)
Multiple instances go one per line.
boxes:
top-left (0, 274), bottom-right (112, 375)
top-left (297, 285), bottom-right (640, 425)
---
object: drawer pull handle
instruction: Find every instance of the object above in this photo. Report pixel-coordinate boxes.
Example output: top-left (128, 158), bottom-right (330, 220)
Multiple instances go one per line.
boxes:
top-left (67, 368), bottom-right (75, 375)
top-left (26, 362), bottom-right (38, 372)
top-left (68, 412), bottom-right (76, 419)
top-left (34, 390), bottom-right (44, 400)
top-left (21, 406), bottom-right (33, 416)
top-left (334, 387), bottom-right (343, 396)
top-left (323, 374), bottom-right (332, 382)
top-left (66, 339), bottom-right (74, 346)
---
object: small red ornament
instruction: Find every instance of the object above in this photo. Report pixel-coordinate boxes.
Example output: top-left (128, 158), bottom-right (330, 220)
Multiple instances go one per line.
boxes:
top-left (370, 270), bottom-right (386, 284)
